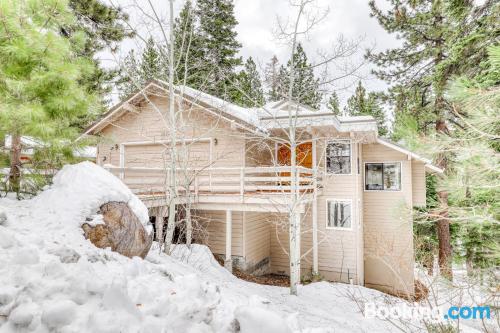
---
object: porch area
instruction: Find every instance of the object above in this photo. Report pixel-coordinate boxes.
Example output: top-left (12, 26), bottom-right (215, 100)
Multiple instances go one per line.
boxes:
top-left (104, 165), bottom-right (322, 278)
top-left (104, 165), bottom-right (321, 209)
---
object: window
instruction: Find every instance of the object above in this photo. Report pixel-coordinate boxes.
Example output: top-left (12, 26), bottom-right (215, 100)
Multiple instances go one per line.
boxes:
top-left (326, 140), bottom-right (351, 174)
top-left (365, 162), bottom-right (401, 191)
top-left (327, 200), bottom-right (352, 229)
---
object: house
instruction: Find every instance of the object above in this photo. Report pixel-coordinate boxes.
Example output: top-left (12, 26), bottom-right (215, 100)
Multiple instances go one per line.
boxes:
top-left (82, 79), bottom-right (442, 297)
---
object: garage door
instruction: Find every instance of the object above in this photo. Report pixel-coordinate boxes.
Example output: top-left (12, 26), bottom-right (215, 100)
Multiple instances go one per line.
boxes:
top-left (124, 142), bottom-right (211, 169)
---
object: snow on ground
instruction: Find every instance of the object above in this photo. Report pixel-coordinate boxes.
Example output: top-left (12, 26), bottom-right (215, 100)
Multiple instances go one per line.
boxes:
top-left (0, 162), bottom-right (490, 332)
top-left (33, 161), bottom-right (151, 233)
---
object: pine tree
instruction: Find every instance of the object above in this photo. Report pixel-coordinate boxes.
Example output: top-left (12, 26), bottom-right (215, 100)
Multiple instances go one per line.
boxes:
top-left (118, 50), bottom-right (141, 98)
top-left (118, 37), bottom-right (167, 98)
top-left (0, 0), bottom-right (96, 193)
top-left (441, 46), bottom-right (500, 277)
top-left (368, 0), bottom-right (465, 279)
top-left (234, 57), bottom-right (265, 107)
top-left (140, 37), bottom-right (165, 81)
top-left (67, 0), bottom-right (133, 102)
top-left (326, 92), bottom-right (341, 115)
top-left (344, 82), bottom-right (388, 136)
top-left (196, 0), bottom-right (242, 101)
top-left (369, 0), bottom-right (499, 279)
top-left (173, 0), bottom-right (204, 87)
top-left (264, 55), bottom-right (281, 102)
top-left (278, 44), bottom-right (322, 109)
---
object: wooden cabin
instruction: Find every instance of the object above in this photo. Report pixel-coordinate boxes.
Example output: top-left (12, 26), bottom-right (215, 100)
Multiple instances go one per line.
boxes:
top-left (81, 80), bottom-right (442, 296)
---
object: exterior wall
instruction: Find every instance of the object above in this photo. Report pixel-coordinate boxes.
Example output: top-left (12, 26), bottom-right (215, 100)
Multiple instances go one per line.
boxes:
top-left (268, 137), bottom-right (362, 284)
top-left (362, 143), bottom-right (415, 296)
top-left (245, 139), bottom-right (274, 167)
top-left (411, 160), bottom-right (427, 207)
top-left (243, 212), bottom-right (271, 273)
top-left (269, 210), bottom-right (314, 277)
top-left (314, 138), bottom-right (361, 283)
top-left (96, 95), bottom-right (247, 170)
top-left (194, 210), bottom-right (244, 258)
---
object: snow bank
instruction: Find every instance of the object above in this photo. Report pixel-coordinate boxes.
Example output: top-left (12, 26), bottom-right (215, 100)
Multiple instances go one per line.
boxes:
top-left (0, 207), bottom-right (7, 225)
top-left (2, 161), bottom-right (486, 332)
top-left (170, 244), bottom-right (231, 277)
top-left (33, 161), bottom-right (151, 233)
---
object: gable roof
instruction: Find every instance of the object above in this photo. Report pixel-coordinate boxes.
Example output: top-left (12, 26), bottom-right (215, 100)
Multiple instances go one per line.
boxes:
top-left (81, 80), bottom-right (443, 173)
top-left (80, 79), bottom-right (263, 138)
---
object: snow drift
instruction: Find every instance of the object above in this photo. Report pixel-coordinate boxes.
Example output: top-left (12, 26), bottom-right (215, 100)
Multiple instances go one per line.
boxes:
top-left (2, 162), bottom-right (483, 332)
top-left (33, 161), bottom-right (151, 234)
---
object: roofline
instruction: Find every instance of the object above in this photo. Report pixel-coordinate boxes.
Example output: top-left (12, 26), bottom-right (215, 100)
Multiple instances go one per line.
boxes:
top-left (79, 79), bottom-right (261, 140)
top-left (80, 80), bottom-right (160, 138)
top-left (260, 112), bottom-right (377, 123)
top-left (376, 138), bottom-right (444, 174)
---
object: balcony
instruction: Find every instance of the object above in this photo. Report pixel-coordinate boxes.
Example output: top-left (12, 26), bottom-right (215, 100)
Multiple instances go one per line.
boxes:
top-left (104, 165), bottom-right (321, 208)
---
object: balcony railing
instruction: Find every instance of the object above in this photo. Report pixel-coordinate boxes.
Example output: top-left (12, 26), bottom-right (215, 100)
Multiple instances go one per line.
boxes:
top-left (104, 165), bottom-right (321, 197)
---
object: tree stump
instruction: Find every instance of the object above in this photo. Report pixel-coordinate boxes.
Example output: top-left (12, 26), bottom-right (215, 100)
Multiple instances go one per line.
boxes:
top-left (82, 202), bottom-right (152, 258)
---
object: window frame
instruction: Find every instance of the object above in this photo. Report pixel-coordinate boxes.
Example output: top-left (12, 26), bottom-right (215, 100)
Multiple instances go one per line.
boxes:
top-left (325, 198), bottom-right (353, 230)
top-left (325, 139), bottom-right (352, 176)
top-left (363, 161), bottom-right (403, 192)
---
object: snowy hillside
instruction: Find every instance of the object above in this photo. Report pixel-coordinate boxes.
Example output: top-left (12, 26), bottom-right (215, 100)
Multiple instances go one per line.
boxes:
top-left (0, 163), bottom-right (483, 332)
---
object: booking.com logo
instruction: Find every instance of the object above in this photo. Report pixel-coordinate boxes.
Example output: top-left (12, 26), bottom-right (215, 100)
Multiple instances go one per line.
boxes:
top-left (365, 303), bottom-right (491, 321)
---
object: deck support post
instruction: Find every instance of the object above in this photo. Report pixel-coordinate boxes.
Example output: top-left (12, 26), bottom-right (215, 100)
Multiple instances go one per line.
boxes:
top-left (225, 210), bottom-right (233, 272)
top-left (290, 211), bottom-right (302, 292)
top-left (312, 137), bottom-right (319, 275)
top-left (312, 196), bottom-right (318, 275)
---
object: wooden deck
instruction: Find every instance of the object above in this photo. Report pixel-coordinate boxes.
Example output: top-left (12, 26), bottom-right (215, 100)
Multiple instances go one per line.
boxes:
top-left (104, 165), bottom-right (321, 208)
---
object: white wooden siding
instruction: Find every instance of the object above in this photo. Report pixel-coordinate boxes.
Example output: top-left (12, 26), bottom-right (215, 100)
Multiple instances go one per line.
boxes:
top-left (362, 143), bottom-right (415, 295)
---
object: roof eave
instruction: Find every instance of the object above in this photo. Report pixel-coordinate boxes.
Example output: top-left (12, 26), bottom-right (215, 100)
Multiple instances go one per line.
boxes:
top-left (376, 138), bottom-right (443, 174)
top-left (78, 79), bottom-right (262, 140)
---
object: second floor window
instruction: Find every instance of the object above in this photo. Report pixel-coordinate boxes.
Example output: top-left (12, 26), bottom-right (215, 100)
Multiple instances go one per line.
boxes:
top-left (365, 162), bottom-right (402, 191)
top-left (326, 140), bottom-right (351, 174)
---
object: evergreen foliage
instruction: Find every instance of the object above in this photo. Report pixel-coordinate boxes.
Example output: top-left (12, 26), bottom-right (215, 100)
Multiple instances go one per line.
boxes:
top-left (68, 0), bottom-right (133, 102)
top-left (277, 44), bottom-right (322, 109)
top-left (326, 92), bottom-right (341, 115)
top-left (264, 55), bottom-right (281, 102)
top-left (369, 0), bottom-right (498, 135)
top-left (196, 0), bottom-right (242, 102)
top-left (440, 45), bottom-right (500, 274)
top-left (234, 57), bottom-right (265, 107)
top-left (0, 0), bottom-right (96, 192)
top-left (344, 82), bottom-right (388, 136)
top-left (118, 37), bottom-right (167, 98)
top-left (173, 0), bottom-right (205, 88)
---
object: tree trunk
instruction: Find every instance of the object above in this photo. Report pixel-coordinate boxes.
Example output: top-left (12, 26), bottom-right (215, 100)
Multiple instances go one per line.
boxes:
top-left (424, 253), bottom-right (434, 276)
top-left (435, 118), bottom-right (453, 280)
top-left (164, 203), bottom-right (176, 254)
top-left (8, 134), bottom-right (22, 193)
top-left (163, 0), bottom-right (177, 255)
top-left (155, 210), bottom-right (164, 244)
top-left (185, 203), bottom-right (192, 247)
top-left (465, 250), bottom-right (474, 277)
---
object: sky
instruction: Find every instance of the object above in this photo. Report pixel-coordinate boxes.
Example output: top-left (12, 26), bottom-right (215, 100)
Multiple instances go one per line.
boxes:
top-left (102, 0), bottom-right (400, 106)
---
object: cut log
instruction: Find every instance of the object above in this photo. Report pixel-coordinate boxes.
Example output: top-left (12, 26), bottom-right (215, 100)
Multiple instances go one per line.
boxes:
top-left (82, 202), bottom-right (152, 258)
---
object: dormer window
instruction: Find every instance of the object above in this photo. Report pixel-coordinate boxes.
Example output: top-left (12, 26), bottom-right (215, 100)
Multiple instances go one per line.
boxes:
top-left (326, 140), bottom-right (351, 174)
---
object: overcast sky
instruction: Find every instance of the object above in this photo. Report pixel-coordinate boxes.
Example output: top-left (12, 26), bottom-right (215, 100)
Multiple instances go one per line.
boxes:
top-left (103, 0), bottom-right (400, 105)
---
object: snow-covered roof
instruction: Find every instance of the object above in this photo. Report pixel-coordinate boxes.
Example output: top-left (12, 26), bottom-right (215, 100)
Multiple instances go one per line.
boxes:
top-left (82, 80), bottom-right (379, 137)
top-left (4, 135), bottom-right (43, 149)
top-left (81, 81), bottom-right (442, 172)
top-left (173, 83), bottom-right (261, 127)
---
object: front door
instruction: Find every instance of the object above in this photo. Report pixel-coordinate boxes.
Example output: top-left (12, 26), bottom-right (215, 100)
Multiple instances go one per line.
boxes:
top-left (277, 142), bottom-right (313, 168)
